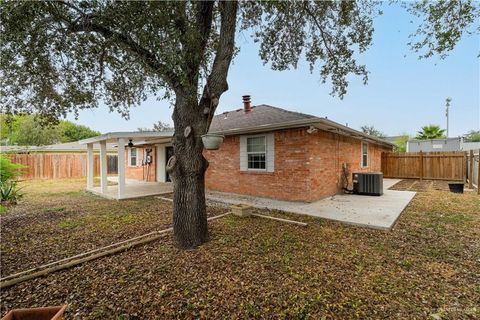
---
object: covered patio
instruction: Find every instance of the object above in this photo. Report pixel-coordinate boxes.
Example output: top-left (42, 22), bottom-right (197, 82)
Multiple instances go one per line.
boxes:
top-left (79, 131), bottom-right (174, 200)
top-left (88, 177), bottom-right (173, 200)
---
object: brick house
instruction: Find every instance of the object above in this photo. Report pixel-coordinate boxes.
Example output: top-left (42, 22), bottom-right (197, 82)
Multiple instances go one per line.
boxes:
top-left (80, 96), bottom-right (393, 201)
top-left (203, 96), bottom-right (393, 201)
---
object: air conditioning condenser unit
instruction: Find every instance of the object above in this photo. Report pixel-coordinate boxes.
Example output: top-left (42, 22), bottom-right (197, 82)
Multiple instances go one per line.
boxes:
top-left (352, 172), bottom-right (383, 196)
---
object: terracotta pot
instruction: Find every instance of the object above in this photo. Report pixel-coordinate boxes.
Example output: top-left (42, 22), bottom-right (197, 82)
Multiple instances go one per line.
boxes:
top-left (1, 305), bottom-right (67, 320)
top-left (201, 134), bottom-right (224, 150)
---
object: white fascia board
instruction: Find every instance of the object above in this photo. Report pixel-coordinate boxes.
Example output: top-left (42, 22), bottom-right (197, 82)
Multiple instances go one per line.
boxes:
top-left (79, 131), bottom-right (174, 145)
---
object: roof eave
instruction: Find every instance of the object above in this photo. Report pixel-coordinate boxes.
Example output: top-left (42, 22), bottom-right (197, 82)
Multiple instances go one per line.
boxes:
top-left (210, 118), bottom-right (395, 148)
top-left (315, 118), bottom-right (396, 147)
top-left (209, 119), bottom-right (321, 136)
top-left (78, 131), bottom-right (174, 144)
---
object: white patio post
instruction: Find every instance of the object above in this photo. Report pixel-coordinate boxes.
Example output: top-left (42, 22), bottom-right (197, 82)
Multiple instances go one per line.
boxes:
top-left (100, 140), bottom-right (108, 194)
top-left (86, 143), bottom-right (94, 190)
top-left (117, 138), bottom-right (126, 199)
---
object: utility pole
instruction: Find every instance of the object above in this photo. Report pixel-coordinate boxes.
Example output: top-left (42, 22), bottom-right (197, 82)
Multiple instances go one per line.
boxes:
top-left (445, 97), bottom-right (451, 138)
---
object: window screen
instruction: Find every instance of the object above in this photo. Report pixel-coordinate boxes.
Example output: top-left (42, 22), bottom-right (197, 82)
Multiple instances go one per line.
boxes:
top-left (247, 136), bottom-right (266, 170)
top-left (362, 143), bottom-right (368, 167)
top-left (130, 148), bottom-right (137, 166)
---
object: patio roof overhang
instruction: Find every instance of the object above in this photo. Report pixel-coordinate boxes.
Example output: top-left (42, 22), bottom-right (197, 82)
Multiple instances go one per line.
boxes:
top-left (78, 131), bottom-right (174, 146)
top-left (79, 131), bottom-right (174, 200)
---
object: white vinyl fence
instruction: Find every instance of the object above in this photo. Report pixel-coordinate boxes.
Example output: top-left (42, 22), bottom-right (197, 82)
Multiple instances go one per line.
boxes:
top-left (466, 150), bottom-right (479, 191)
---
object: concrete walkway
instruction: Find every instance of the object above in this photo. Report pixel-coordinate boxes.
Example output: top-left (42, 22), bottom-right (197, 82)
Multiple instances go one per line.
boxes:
top-left (206, 179), bottom-right (416, 230)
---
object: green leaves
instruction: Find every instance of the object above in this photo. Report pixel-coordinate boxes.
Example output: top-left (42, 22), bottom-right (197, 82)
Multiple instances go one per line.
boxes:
top-left (1, 0), bottom-right (477, 122)
top-left (360, 125), bottom-right (387, 138)
top-left (416, 124), bottom-right (446, 140)
top-left (0, 114), bottom-right (99, 146)
top-left (57, 120), bottom-right (100, 142)
top-left (1, 1), bottom-right (176, 119)
top-left (406, 0), bottom-right (480, 59)
top-left (463, 130), bottom-right (480, 142)
top-left (0, 156), bottom-right (25, 184)
top-left (0, 156), bottom-right (25, 203)
top-left (242, 1), bottom-right (378, 98)
top-left (0, 180), bottom-right (24, 203)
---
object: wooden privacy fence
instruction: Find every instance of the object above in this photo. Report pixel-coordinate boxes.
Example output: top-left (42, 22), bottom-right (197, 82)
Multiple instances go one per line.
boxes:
top-left (381, 151), bottom-right (467, 181)
top-left (7, 153), bottom-right (118, 179)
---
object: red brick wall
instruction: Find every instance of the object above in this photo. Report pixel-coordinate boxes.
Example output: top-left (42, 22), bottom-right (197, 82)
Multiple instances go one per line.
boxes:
top-left (305, 130), bottom-right (390, 200)
top-left (125, 146), bottom-right (157, 182)
top-left (204, 129), bottom-right (311, 201)
top-left (204, 127), bottom-right (392, 202)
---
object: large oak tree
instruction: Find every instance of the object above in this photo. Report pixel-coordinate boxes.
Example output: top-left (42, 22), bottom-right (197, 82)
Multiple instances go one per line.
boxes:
top-left (1, 0), bottom-right (478, 248)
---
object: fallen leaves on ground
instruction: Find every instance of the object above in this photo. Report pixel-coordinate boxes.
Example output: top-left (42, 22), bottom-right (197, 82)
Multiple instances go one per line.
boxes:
top-left (1, 179), bottom-right (479, 319)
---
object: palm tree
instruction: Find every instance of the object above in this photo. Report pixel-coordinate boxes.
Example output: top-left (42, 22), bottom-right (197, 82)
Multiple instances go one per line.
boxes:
top-left (415, 125), bottom-right (446, 140)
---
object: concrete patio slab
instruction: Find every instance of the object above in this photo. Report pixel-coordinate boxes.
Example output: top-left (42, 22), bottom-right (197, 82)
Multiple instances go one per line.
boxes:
top-left (206, 179), bottom-right (416, 230)
top-left (87, 177), bottom-right (173, 200)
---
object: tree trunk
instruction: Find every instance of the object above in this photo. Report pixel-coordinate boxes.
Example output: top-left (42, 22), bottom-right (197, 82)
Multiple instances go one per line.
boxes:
top-left (169, 94), bottom-right (210, 249)
top-left (167, 1), bottom-right (238, 249)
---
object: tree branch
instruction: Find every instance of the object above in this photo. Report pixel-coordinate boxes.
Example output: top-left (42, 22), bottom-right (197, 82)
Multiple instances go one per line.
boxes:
top-left (52, 1), bottom-right (182, 90)
top-left (200, 0), bottom-right (238, 129)
top-left (303, 2), bottom-right (339, 64)
top-left (195, 1), bottom-right (215, 52)
top-left (184, 1), bottom-right (214, 85)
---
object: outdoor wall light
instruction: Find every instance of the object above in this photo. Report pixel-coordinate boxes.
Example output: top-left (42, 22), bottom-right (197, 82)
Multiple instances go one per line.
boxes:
top-left (306, 126), bottom-right (318, 134)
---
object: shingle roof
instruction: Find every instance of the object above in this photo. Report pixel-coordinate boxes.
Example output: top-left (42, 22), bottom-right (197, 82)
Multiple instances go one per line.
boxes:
top-left (209, 104), bottom-right (318, 133)
top-left (208, 104), bottom-right (394, 147)
top-left (75, 104), bottom-right (393, 148)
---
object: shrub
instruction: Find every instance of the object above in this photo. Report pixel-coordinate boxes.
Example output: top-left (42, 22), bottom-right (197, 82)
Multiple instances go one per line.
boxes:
top-left (0, 156), bottom-right (25, 183)
top-left (0, 180), bottom-right (23, 203)
top-left (0, 156), bottom-right (25, 203)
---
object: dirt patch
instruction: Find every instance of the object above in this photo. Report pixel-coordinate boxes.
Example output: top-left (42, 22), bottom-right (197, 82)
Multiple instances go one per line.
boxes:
top-left (390, 179), bottom-right (465, 192)
top-left (1, 179), bottom-right (479, 319)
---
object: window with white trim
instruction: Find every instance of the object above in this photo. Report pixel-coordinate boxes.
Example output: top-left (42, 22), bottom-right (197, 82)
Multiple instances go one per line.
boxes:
top-left (128, 147), bottom-right (137, 166)
top-left (361, 142), bottom-right (368, 167)
top-left (247, 136), bottom-right (266, 170)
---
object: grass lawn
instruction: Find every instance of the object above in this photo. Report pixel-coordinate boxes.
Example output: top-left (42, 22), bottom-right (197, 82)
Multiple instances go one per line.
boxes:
top-left (1, 179), bottom-right (479, 319)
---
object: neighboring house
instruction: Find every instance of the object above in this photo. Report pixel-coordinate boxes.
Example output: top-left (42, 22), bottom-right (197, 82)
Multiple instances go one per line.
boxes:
top-left (384, 136), bottom-right (406, 144)
top-left (407, 137), bottom-right (480, 152)
top-left (80, 96), bottom-right (394, 201)
top-left (0, 141), bottom-right (116, 153)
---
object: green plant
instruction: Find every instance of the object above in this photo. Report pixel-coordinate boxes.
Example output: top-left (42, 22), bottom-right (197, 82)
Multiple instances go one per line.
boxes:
top-left (394, 134), bottom-right (410, 152)
top-left (415, 125), bottom-right (446, 140)
top-left (464, 130), bottom-right (480, 142)
top-left (0, 156), bottom-right (25, 203)
top-left (360, 125), bottom-right (386, 138)
top-left (0, 114), bottom-right (100, 146)
top-left (0, 156), bottom-right (25, 183)
top-left (0, 180), bottom-right (24, 203)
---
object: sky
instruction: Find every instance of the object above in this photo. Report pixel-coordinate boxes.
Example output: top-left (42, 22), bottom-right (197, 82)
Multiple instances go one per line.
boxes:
top-left (67, 3), bottom-right (480, 138)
